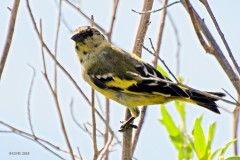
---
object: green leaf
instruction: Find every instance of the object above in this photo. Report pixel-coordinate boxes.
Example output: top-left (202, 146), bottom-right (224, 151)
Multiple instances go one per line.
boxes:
top-left (159, 105), bottom-right (183, 150)
top-left (193, 116), bottom-right (207, 160)
top-left (209, 148), bottom-right (221, 160)
top-left (206, 122), bottom-right (216, 157)
top-left (226, 156), bottom-right (240, 160)
top-left (174, 101), bottom-right (185, 123)
top-left (219, 139), bottom-right (237, 156)
top-left (207, 122), bottom-right (216, 146)
top-left (159, 105), bottom-right (180, 137)
top-left (157, 65), bottom-right (170, 79)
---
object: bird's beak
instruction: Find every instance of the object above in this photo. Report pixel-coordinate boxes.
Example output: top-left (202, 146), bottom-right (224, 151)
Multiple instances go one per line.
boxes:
top-left (71, 33), bottom-right (80, 42)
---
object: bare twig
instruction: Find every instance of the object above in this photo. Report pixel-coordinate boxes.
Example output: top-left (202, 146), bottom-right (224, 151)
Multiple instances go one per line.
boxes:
top-left (99, 132), bottom-right (114, 160)
top-left (222, 88), bottom-right (240, 106)
top-left (199, 0), bottom-right (240, 76)
top-left (70, 99), bottom-right (93, 137)
top-left (122, 110), bottom-right (134, 160)
top-left (142, 43), bottom-right (179, 83)
top-left (77, 147), bottom-right (84, 160)
top-left (233, 96), bottom-right (240, 155)
top-left (131, 106), bottom-right (147, 154)
top-left (133, 0), bottom-right (169, 155)
top-left (180, 0), bottom-right (240, 94)
top-left (107, 0), bottom-right (119, 41)
top-left (152, 0), bottom-right (168, 67)
top-left (43, 72), bottom-right (75, 160)
top-left (0, 0), bottom-right (20, 79)
top-left (63, 0), bottom-right (107, 34)
top-left (104, 98), bottom-right (110, 160)
top-left (167, 13), bottom-right (181, 75)
top-left (132, 1), bottom-right (180, 14)
top-left (40, 24), bottom-right (75, 159)
top-left (180, 0), bottom-right (240, 153)
top-left (0, 121), bottom-right (80, 159)
top-left (132, 0), bottom-right (153, 57)
top-left (218, 105), bottom-right (234, 113)
top-left (26, 65), bottom-right (36, 135)
top-left (122, 1), bottom-right (153, 160)
top-left (54, 0), bottom-right (63, 92)
top-left (91, 89), bottom-right (99, 160)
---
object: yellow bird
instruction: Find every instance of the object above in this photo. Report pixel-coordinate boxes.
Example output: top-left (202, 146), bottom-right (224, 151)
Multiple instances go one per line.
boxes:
top-left (71, 26), bottom-right (225, 131)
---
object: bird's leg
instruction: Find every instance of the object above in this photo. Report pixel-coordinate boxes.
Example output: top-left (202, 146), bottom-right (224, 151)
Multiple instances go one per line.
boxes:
top-left (119, 117), bottom-right (137, 132)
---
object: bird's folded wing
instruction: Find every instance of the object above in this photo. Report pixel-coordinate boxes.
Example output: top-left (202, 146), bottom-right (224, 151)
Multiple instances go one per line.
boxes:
top-left (89, 61), bottom-right (189, 98)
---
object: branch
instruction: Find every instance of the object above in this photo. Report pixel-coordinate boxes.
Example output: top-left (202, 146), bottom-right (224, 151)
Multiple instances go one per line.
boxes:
top-left (167, 13), bottom-right (181, 75)
top-left (152, 0), bottom-right (168, 67)
top-left (233, 96), bottom-right (240, 155)
top-left (180, 0), bottom-right (240, 94)
top-left (107, 0), bottom-right (119, 41)
top-left (0, 0), bottom-right (20, 79)
top-left (42, 71), bottom-right (75, 160)
top-left (91, 89), bottom-right (99, 160)
top-left (54, 0), bottom-right (63, 92)
top-left (0, 121), bottom-right (80, 159)
top-left (63, 0), bottom-right (107, 34)
top-left (132, 1), bottom-right (180, 14)
top-left (26, 65), bottom-right (36, 135)
top-left (199, 0), bottom-right (240, 76)
top-left (132, 0), bottom-right (153, 57)
top-left (132, 0), bottom-right (169, 155)
top-left (122, 1), bottom-right (153, 160)
top-left (103, 98), bottom-right (110, 160)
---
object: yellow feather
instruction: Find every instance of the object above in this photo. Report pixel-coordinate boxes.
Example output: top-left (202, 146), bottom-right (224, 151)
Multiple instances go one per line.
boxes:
top-left (106, 77), bottom-right (137, 89)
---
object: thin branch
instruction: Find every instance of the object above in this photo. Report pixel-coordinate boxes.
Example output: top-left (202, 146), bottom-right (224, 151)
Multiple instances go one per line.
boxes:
top-left (218, 105), bottom-right (234, 113)
top-left (122, 110), bottom-right (134, 160)
top-left (199, 0), bottom-right (240, 76)
top-left (131, 106), bottom-right (147, 154)
top-left (91, 89), bottom-right (99, 160)
top-left (180, 0), bottom-right (240, 94)
top-left (133, 0), bottom-right (169, 155)
top-left (0, 0), bottom-right (20, 79)
top-left (142, 43), bottom-right (179, 83)
top-left (0, 121), bottom-right (80, 159)
top-left (222, 88), bottom-right (240, 106)
top-left (54, 0), bottom-right (63, 92)
top-left (70, 99), bottom-right (93, 137)
top-left (122, 1), bottom-right (153, 160)
top-left (152, 0), bottom-right (168, 67)
top-left (233, 96), bottom-right (240, 155)
top-left (167, 13), bottom-right (181, 75)
top-left (63, 0), bottom-right (107, 34)
top-left (77, 147), bottom-right (84, 160)
top-left (132, 0), bottom-right (153, 57)
top-left (26, 65), bottom-right (36, 135)
top-left (99, 132), bottom-right (114, 160)
top-left (43, 71), bottom-right (75, 160)
top-left (107, 0), bottom-right (119, 41)
top-left (104, 98), bottom-right (110, 160)
top-left (132, 1), bottom-right (180, 14)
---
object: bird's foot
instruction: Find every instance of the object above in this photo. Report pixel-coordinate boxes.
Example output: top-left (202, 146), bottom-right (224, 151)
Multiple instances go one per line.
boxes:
top-left (119, 117), bottom-right (137, 132)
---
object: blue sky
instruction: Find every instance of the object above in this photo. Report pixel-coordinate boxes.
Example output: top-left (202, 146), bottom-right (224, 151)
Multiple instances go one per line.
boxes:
top-left (0, 0), bottom-right (239, 159)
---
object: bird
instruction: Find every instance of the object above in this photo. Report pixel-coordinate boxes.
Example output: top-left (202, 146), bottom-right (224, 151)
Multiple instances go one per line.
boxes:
top-left (71, 26), bottom-right (225, 132)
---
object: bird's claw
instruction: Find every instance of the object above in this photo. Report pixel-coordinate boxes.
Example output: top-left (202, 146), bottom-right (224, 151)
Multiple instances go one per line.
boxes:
top-left (119, 120), bottom-right (138, 132)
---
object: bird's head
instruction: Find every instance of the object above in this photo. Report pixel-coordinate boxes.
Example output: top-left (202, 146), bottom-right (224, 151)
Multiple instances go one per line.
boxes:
top-left (71, 26), bottom-right (108, 53)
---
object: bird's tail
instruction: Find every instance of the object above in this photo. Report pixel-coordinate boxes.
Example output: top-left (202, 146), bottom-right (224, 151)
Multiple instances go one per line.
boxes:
top-left (186, 90), bottom-right (225, 114)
